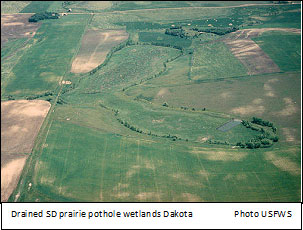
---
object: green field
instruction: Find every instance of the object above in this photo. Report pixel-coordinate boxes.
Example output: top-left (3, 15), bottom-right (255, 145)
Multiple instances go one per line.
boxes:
top-left (127, 71), bottom-right (301, 144)
top-left (191, 42), bottom-right (248, 80)
top-left (2, 1), bottom-right (301, 202)
top-left (20, 1), bottom-right (54, 13)
top-left (111, 1), bottom-right (271, 11)
top-left (139, 32), bottom-right (192, 48)
top-left (3, 15), bottom-right (90, 97)
top-left (1, 1), bottom-right (31, 13)
top-left (72, 45), bottom-right (181, 93)
top-left (252, 31), bottom-right (301, 72)
top-left (1, 38), bottom-right (28, 59)
top-left (15, 106), bottom-right (300, 202)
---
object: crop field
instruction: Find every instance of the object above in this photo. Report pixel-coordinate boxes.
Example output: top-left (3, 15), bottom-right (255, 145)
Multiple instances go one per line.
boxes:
top-left (1, 14), bottom-right (40, 46)
top-left (1, 1), bottom-right (301, 203)
top-left (71, 29), bottom-right (129, 73)
top-left (20, 1), bottom-right (53, 13)
top-left (1, 37), bottom-right (27, 59)
top-left (252, 31), bottom-right (301, 72)
top-left (15, 108), bottom-right (301, 202)
top-left (191, 42), bottom-right (248, 80)
top-left (3, 14), bottom-right (90, 97)
top-left (1, 1), bottom-right (31, 14)
top-left (224, 38), bottom-right (280, 75)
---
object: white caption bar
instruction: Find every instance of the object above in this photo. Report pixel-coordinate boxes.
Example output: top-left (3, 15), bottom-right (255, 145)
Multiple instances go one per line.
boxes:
top-left (1, 203), bottom-right (301, 229)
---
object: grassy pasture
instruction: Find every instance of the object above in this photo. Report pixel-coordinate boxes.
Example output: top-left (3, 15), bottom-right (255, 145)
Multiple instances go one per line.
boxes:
top-left (252, 31), bottom-right (301, 72)
top-left (47, 1), bottom-right (112, 13)
top-left (20, 1), bottom-right (54, 13)
top-left (16, 106), bottom-right (300, 202)
top-left (1, 38), bottom-right (27, 59)
top-left (1, 1), bottom-right (31, 13)
top-left (110, 1), bottom-right (271, 11)
top-left (109, 7), bottom-right (231, 23)
top-left (90, 5), bottom-right (243, 30)
top-left (191, 42), bottom-right (247, 80)
top-left (73, 45), bottom-right (180, 92)
top-left (227, 4), bottom-right (301, 29)
top-left (111, 1), bottom-right (191, 11)
top-left (3, 14), bottom-right (90, 98)
top-left (246, 8), bottom-right (301, 29)
top-left (99, 92), bottom-right (260, 145)
top-left (142, 53), bottom-right (191, 87)
top-left (114, 17), bottom-right (241, 31)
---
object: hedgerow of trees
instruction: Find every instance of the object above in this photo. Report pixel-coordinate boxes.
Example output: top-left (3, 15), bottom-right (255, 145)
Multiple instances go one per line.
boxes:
top-left (191, 26), bottom-right (239, 36)
top-left (28, 12), bottom-right (60, 22)
top-left (165, 25), bottom-right (239, 39)
top-left (238, 118), bottom-right (279, 149)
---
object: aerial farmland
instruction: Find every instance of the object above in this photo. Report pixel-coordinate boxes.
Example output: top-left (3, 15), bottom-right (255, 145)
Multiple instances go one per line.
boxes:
top-left (1, 1), bottom-right (301, 202)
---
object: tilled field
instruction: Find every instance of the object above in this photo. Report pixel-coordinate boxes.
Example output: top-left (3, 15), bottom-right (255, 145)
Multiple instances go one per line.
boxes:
top-left (1, 14), bottom-right (40, 47)
top-left (1, 100), bottom-right (50, 202)
top-left (71, 29), bottom-right (129, 73)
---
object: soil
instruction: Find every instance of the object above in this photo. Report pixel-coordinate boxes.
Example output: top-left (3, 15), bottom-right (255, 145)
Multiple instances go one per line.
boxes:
top-left (1, 100), bottom-right (50, 154)
top-left (224, 38), bottom-right (280, 75)
top-left (1, 156), bottom-right (28, 202)
top-left (71, 29), bottom-right (129, 73)
top-left (1, 14), bottom-right (40, 47)
top-left (1, 100), bottom-right (51, 201)
top-left (223, 28), bottom-right (301, 75)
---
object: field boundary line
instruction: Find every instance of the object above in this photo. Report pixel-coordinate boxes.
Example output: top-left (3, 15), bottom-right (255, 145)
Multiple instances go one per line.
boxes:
top-left (148, 145), bottom-right (161, 202)
top-left (1, 39), bottom-right (36, 97)
top-left (194, 152), bottom-right (216, 201)
top-left (100, 137), bottom-right (107, 201)
top-left (253, 171), bottom-right (273, 202)
top-left (8, 14), bottom-right (93, 201)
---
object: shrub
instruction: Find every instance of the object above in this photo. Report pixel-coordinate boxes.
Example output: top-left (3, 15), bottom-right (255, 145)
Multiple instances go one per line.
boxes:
top-left (261, 138), bottom-right (273, 146)
top-left (29, 12), bottom-right (59, 22)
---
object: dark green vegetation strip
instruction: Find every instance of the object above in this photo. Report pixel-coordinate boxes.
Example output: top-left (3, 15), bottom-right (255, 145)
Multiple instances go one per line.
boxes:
top-left (28, 11), bottom-right (60, 22)
top-left (139, 32), bottom-right (192, 48)
top-left (252, 31), bottom-right (301, 72)
top-left (20, 1), bottom-right (54, 13)
top-left (4, 15), bottom-right (90, 97)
